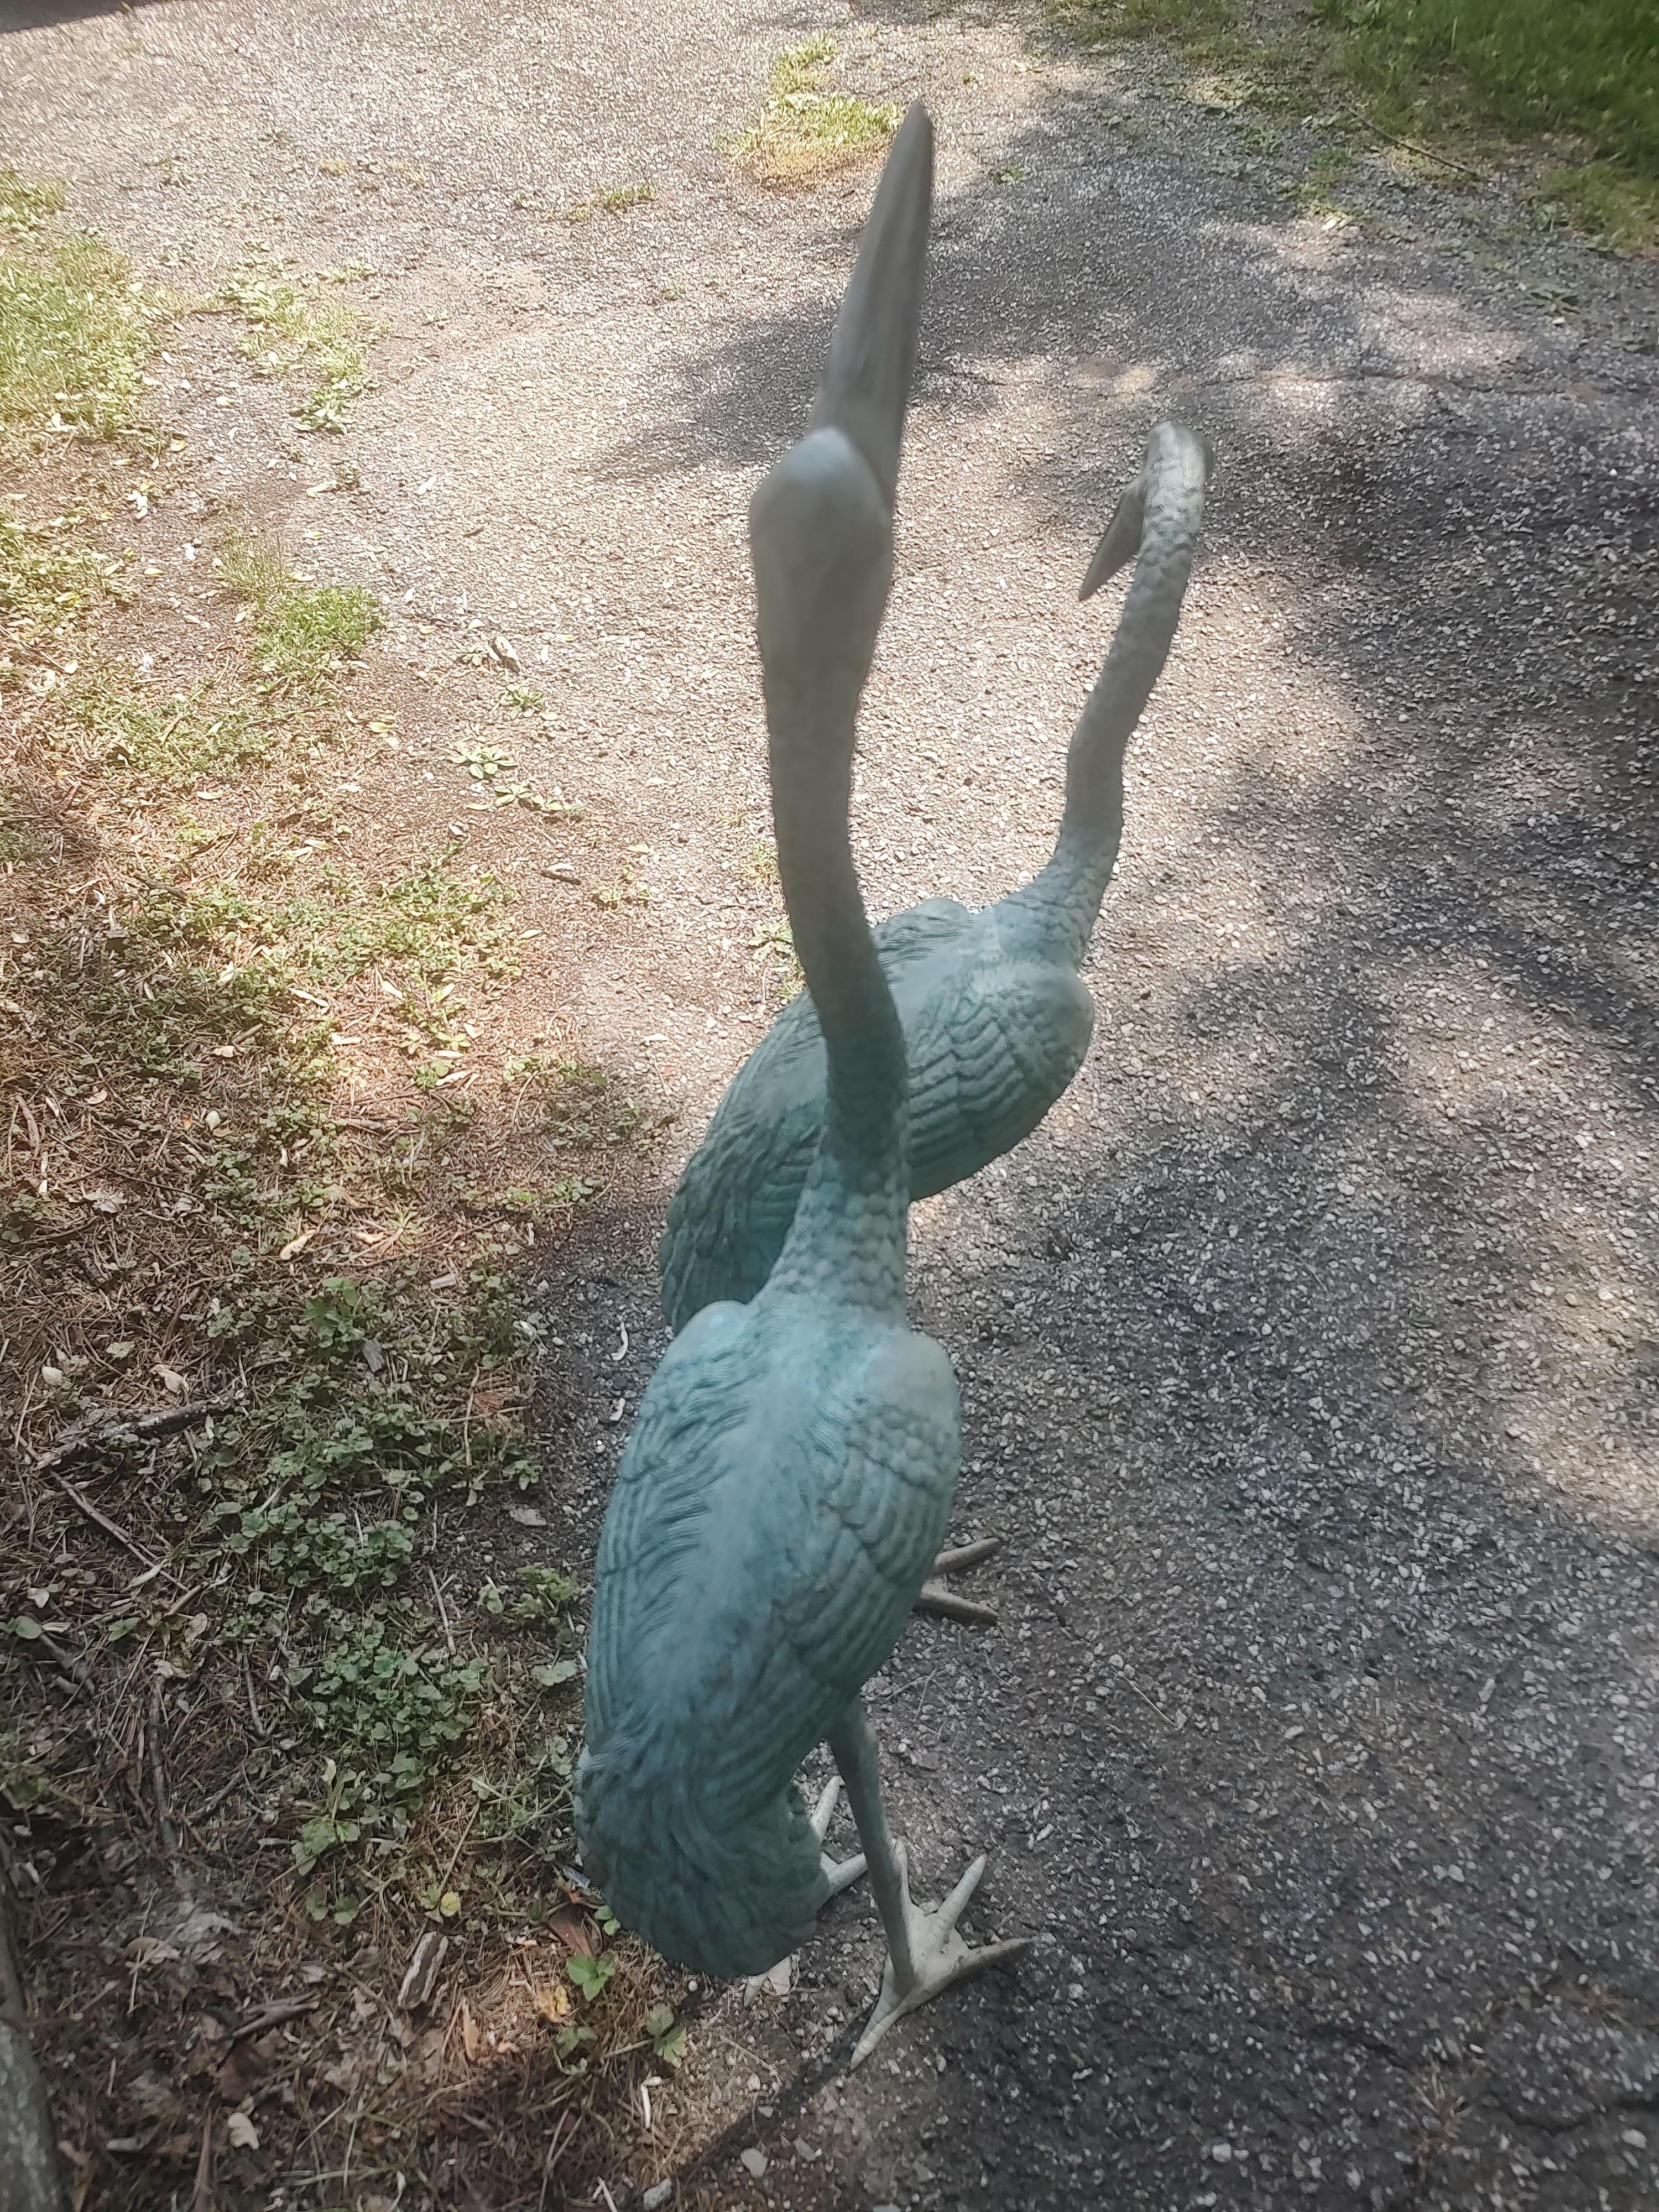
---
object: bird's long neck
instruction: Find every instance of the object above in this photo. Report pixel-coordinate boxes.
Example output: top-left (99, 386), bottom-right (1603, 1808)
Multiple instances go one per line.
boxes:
top-left (762, 676), bottom-right (907, 1316)
top-left (997, 452), bottom-right (1203, 972)
top-left (998, 790), bottom-right (1128, 975)
top-left (993, 607), bottom-right (1161, 971)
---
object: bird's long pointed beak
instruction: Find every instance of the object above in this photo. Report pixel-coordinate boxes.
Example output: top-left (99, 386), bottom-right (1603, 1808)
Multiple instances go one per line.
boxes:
top-left (1078, 424), bottom-right (1213, 601)
top-left (1078, 473), bottom-right (1148, 601)
top-left (807, 103), bottom-right (934, 514)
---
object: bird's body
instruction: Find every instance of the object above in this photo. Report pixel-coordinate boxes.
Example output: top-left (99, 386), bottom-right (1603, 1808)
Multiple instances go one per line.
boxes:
top-left (660, 426), bottom-right (1209, 1334)
top-left (665, 895), bottom-right (1093, 1319)
top-left (578, 1258), bottom-right (957, 1975)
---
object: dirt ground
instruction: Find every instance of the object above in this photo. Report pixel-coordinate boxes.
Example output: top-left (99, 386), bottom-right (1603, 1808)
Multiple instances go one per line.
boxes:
top-left (3, 0), bottom-right (1657, 2207)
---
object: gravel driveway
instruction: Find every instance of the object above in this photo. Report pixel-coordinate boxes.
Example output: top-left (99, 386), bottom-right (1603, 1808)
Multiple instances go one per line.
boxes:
top-left (4, 1), bottom-right (1656, 2206)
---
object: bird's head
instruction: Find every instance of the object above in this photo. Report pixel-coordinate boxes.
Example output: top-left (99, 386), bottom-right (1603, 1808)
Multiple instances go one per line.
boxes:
top-left (747, 102), bottom-right (933, 776)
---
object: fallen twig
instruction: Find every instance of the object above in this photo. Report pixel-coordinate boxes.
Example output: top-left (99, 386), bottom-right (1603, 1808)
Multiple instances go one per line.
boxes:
top-left (53, 1475), bottom-right (165, 1573)
top-left (241, 1648), bottom-right (268, 1740)
top-left (8, 1628), bottom-right (89, 1689)
top-left (189, 2110), bottom-right (215, 2212)
top-left (193, 1762), bottom-right (249, 1824)
top-left (1340, 105), bottom-right (1486, 180)
top-left (231, 1996), bottom-right (319, 2045)
top-left (147, 1680), bottom-right (190, 1896)
top-left (35, 1399), bottom-right (229, 1476)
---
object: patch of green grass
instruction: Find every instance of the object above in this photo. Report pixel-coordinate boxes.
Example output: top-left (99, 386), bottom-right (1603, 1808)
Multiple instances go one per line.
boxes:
top-left (327, 857), bottom-right (518, 984)
top-left (221, 260), bottom-right (377, 432)
top-left (1058, 0), bottom-right (1659, 247)
top-left (216, 522), bottom-right (290, 607)
top-left (1053, 0), bottom-right (1249, 71)
top-left (138, 853), bottom-right (518, 995)
top-left (66, 672), bottom-right (278, 782)
top-left (0, 214), bottom-right (162, 445)
top-left (216, 527), bottom-right (384, 689)
top-left (565, 181), bottom-right (658, 222)
top-left (50, 536), bottom-right (380, 785)
top-left (0, 510), bottom-right (128, 666)
top-left (1300, 141), bottom-right (1358, 214)
top-left (28, 910), bottom-right (316, 1087)
top-left (725, 36), bottom-right (902, 186)
top-left (1319, 0), bottom-right (1658, 175)
top-left (1535, 159), bottom-right (1657, 252)
top-left (0, 170), bottom-right (67, 239)
top-left (256, 576), bottom-right (382, 686)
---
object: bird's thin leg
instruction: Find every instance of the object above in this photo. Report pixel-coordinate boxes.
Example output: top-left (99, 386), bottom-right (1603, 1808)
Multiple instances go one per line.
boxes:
top-left (912, 1535), bottom-right (1004, 1625)
top-left (827, 1698), bottom-right (917, 1986)
top-left (827, 1698), bottom-right (1028, 2068)
top-left (741, 1776), bottom-right (867, 2004)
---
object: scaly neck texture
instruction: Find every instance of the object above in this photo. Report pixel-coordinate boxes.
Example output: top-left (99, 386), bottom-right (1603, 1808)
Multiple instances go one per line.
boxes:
top-left (763, 695), bottom-right (909, 1316)
top-left (999, 440), bottom-right (1204, 972)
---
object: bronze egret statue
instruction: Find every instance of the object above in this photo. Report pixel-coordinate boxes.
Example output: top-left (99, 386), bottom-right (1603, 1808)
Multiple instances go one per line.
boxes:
top-left (576, 107), bottom-right (1027, 2064)
top-left (659, 420), bottom-right (1210, 1336)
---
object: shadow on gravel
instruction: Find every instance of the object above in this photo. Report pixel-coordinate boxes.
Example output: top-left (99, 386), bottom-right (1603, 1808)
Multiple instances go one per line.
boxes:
top-left (592, 93), bottom-right (1659, 2212)
top-left (0, 0), bottom-right (171, 30)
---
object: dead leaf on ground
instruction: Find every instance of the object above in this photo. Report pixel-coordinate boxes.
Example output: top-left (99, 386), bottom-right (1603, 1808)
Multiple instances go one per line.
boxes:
top-left (546, 1905), bottom-right (596, 1957)
top-left (126, 1936), bottom-right (182, 1967)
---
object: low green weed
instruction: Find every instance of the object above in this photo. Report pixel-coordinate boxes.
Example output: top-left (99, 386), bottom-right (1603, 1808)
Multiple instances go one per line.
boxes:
top-left (565, 181), bottom-right (657, 222)
top-left (221, 260), bottom-right (376, 432)
top-left (217, 528), bottom-right (384, 688)
top-left (505, 1056), bottom-right (649, 1149)
top-left (289, 1627), bottom-right (488, 1872)
top-left (0, 208), bottom-right (163, 444)
top-left (255, 576), bottom-right (382, 687)
top-left (725, 37), bottom-right (901, 186)
top-left (66, 672), bottom-right (277, 782)
top-left (0, 171), bottom-right (67, 238)
top-left (1, 512), bottom-right (128, 663)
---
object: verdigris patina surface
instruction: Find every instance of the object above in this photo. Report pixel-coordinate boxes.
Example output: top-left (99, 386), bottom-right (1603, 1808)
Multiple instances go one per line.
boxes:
top-left (659, 422), bottom-right (1209, 1335)
top-left (576, 107), bottom-right (1028, 2065)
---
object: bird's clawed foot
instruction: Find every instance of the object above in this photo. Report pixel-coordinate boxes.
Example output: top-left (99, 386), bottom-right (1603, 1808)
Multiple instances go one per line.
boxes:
top-left (743, 1777), bottom-right (867, 2004)
top-left (849, 1843), bottom-right (1028, 2067)
top-left (811, 1773), bottom-right (869, 1900)
top-left (912, 1536), bottom-right (1005, 1626)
